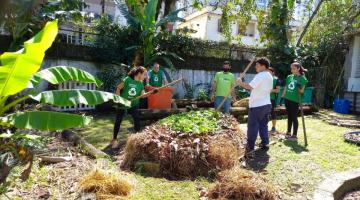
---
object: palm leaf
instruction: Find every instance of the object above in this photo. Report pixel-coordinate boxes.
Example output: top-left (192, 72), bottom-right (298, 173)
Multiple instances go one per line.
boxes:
top-left (143, 0), bottom-right (158, 29)
top-left (156, 7), bottom-right (186, 28)
top-left (2, 111), bottom-right (92, 131)
top-left (30, 90), bottom-right (131, 107)
top-left (31, 66), bottom-right (103, 88)
top-left (114, 0), bottom-right (140, 29)
top-left (0, 20), bottom-right (58, 98)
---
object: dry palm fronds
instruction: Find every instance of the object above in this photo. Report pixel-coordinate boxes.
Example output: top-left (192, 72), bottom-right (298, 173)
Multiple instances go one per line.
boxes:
top-left (79, 169), bottom-right (131, 199)
top-left (208, 166), bottom-right (278, 200)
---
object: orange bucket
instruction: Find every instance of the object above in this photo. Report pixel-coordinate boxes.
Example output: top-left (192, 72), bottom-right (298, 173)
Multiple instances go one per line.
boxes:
top-left (145, 86), bottom-right (174, 109)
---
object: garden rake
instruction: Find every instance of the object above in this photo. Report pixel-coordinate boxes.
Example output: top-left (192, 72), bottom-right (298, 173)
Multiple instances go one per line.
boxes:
top-left (298, 92), bottom-right (308, 146)
top-left (131, 77), bottom-right (185, 101)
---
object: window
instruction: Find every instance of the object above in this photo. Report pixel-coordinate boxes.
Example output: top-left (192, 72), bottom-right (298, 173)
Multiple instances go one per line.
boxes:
top-left (256, 0), bottom-right (267, 9)
top-left (238, 23), bottom-right (255, 37)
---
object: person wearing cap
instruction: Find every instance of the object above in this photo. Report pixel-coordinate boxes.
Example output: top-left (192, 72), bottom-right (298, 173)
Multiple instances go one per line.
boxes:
top-left (237, 57), bottom-right (273, 157)
top-left (210, 61), bottom-right (236, 114)
top-left (268, 67), bottom-right (281, 133)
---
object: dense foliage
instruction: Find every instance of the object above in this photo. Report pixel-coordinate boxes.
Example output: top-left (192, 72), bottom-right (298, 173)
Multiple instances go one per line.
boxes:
top-left (0, 21), bottom-right (130, 193)
top-left (160, 110), bottom-right (220, 134)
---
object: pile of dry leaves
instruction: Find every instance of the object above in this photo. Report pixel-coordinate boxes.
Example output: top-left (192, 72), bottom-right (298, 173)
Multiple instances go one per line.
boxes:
top-left (121, 113), bottom-right (245, 179)
top-left (207, 166), bottom-right (278, 200)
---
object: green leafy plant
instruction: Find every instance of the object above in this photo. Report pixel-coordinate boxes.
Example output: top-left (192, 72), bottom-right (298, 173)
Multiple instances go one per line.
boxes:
top-left (115, 0), bottom-right (185, 67)
top-left (160, 110), bottom-right (220, 134)
top-left (0, 21), bottom-right (130, 189)
top-left (197, 89), bottom-right (209, 101)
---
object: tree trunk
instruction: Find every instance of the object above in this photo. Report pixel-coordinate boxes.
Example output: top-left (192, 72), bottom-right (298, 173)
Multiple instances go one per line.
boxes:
top-left (61, 130), bottom-right (108, 159)
top-left (296, 0), bottom-right (325, 47)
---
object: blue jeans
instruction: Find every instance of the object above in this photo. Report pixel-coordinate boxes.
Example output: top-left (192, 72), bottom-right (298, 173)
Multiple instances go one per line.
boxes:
top-left (214, 96), bottom-right (231, 114)
top-left (247, 104), bottom-right (271, 150)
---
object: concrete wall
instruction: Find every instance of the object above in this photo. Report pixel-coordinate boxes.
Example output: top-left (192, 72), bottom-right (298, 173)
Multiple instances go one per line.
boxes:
top-left (345, 35), bottom-right (360, 92)
top-left (36, 58), bottom-right (102, 92)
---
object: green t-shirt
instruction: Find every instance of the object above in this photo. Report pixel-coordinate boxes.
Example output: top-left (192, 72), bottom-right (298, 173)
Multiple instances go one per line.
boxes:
top-left (270, 76), bottom-right (280, 100)
top-left (148, 69), bottom-right (164, 87)
top-left (214, 72), bottom-right (235, 97)
top-left (284, 74), bottom-right (308, 103)
top-left (120, 76), bottom-right (144, 107)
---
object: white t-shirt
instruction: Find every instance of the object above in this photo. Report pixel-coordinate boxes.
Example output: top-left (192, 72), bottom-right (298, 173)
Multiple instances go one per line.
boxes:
top-left (248, 71), bottom-right (273, 108)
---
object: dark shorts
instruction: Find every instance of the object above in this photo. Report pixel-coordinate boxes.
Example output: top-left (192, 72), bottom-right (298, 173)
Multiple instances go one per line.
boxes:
top-left (270, 99), bottom-right (277, 120)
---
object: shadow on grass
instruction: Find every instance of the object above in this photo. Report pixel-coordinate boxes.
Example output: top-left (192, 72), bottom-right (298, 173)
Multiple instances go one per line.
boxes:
top-left (283, 140), bottom-right (309, 153)
top-left (246, 149), bottom-right (270, 171)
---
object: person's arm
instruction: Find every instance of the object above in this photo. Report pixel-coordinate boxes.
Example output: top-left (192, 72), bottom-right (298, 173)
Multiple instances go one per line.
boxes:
top-left (238, 81), bottom-right (253, 91)
top-left (115, 82), bottom-right (124, 95)
top-left (231, 83), bottom-right (236, 101)
top-left (272, 85), bottom-right (280, 93)
top-left (146, 72), bottom-right (151, 86)
top-left (140, 88), bottom-right (159, 98)
top-left (162, 72), bottom-right (168, 85)
top-left (297, 76), bottom-right (307, 94)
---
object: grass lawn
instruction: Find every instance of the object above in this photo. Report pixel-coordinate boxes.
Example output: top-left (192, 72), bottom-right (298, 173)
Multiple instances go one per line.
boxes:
top-left (74, 110), bottom-right (360, 199)
top-left (7, 110), bottom-right (359, 200)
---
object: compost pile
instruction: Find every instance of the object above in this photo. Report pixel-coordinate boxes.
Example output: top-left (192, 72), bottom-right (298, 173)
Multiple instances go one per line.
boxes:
top-left (121, 110), bottom-right (245, 179)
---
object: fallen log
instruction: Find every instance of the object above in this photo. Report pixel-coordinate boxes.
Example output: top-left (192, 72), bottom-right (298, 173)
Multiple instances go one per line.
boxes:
top-left (61, 130), bottom-right (108, 159)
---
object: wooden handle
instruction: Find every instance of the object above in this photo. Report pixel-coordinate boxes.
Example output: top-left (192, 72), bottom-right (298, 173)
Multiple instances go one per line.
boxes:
top-left (216, 58), bottom-right (256, 111)
top-left (131, 78), bottom-right (184, 101)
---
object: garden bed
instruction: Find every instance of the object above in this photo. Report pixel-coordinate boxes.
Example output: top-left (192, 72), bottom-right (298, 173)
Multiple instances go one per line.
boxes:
top-left (120, 110), bottom-right (245, 179)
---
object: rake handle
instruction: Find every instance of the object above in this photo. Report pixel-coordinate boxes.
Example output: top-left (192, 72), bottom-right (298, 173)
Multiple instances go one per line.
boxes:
top-left (216, 58), bottom-right (256, 111)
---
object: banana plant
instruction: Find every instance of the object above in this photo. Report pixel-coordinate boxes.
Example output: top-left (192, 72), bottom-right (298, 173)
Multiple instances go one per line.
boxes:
top-left (0, 20), bottom-right (130, 186)
top-left (0, 20), bottom-right (130, 131)
top-left (115, 0), bottom-right (185, 67)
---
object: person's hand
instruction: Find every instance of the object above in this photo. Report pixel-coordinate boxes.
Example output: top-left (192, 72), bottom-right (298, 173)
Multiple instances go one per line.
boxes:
top-left (152, 88), bottom-right (159, 94)
top-left (210, 95), bottom-right (215, 102)
top-left (232, 97), bottom-right (237, 102)
top-left (237, 77), bottom-right (243, 85)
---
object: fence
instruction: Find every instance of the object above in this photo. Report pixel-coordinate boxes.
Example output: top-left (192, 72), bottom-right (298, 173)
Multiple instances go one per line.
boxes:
top-left (53, 81), bottom-right (97, 111)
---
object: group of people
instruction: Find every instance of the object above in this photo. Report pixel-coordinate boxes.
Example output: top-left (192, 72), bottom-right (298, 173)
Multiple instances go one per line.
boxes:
top-left (212, 58), bottom-right (308, 157)
top-left (110, 58), bottom-right (308, 156)
top-left (111, 63), bottom-right (167, 147)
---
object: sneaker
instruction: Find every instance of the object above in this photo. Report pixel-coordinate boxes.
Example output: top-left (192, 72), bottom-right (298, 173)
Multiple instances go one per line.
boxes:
top-left (244, 148), bottom-right (255, 159)
top-left (259, 143), bottom-right (270, 151)
top-left (271, 127), bottom-right (276, 132)
top-left (285, 132), bottom-right (292, 138)
top-left (287, 135), bottom-right (298, 141)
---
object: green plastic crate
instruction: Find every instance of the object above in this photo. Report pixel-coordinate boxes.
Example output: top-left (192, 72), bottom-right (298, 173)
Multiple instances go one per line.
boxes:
top-left (275, 87), bottom-right (314, 105)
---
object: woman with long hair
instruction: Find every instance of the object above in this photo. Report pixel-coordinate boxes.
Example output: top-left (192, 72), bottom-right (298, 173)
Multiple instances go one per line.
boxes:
top-left (282, 62), bottom-right (308, 141)
top-left (111, 66), bottom-right (157, 147)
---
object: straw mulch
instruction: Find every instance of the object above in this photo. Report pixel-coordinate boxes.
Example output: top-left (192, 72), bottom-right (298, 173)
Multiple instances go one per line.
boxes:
top-left (121, 114), bottom-right (245, 179)
top-left (233, 98), bottom-right (249, 108)
top-left (79, 169), bottom-right (131, 200)
top-left (207, 166), bottom-right (278, 200)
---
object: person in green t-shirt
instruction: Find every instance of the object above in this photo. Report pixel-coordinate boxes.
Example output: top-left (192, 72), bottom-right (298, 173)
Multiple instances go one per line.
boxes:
top-left (281, 62), bottom-right (308, 141)
top-left (268, 67), bottom-right (281, 133)
top-left (111, 66), bottom-right (158, 147)
top-left (147, 62), bottom-right (168, 87)
top-left (211, 61), bottom-right (236, 114)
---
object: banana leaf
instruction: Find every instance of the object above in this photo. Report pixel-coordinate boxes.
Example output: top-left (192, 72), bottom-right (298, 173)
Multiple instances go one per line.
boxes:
top-left (31, 66), bottom-right (103, 87)
top-left (3, 111), bottom-right (92, 131)
top-left (30, 89), bottom-right (130, 107)
top-left (0, 21), bottom-right (58, 98)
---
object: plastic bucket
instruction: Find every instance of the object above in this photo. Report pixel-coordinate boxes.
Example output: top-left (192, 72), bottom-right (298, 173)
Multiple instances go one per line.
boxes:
top-left (333, 99), bottom-right (350, 114)
top-left (145, 86), bottom-right (174, 109)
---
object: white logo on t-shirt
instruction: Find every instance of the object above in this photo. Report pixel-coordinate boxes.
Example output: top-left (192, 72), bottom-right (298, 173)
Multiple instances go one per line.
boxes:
top-left (154, 76), bottom-right (159, 82)
top-left (288, 81), bottom-right (295, 90)
top-left (129, 87), bottom-right (137, 96)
